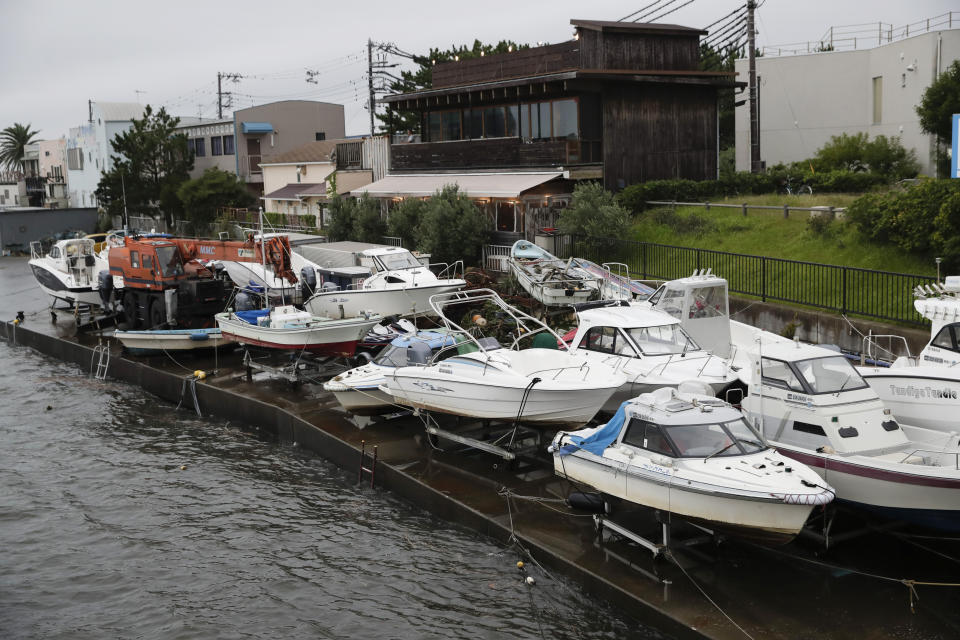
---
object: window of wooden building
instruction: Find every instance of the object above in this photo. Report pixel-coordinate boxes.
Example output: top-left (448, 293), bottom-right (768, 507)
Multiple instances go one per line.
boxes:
top-left (424, 98), bottom-right (578, 143)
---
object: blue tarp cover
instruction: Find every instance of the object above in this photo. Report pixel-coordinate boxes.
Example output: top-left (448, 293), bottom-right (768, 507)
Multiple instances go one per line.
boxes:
top-left (561, 400), bottom-right (631, 456)
top-left (234, 309), bottom-right (270, 325)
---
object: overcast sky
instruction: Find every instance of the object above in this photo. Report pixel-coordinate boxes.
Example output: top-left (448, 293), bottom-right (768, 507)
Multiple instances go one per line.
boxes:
top-left (1, 0), bottom-right (954, 140)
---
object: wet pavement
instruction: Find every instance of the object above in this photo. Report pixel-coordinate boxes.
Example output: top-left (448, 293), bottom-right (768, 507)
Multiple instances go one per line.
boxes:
top-left (4, 255), bottom-right (960, 640)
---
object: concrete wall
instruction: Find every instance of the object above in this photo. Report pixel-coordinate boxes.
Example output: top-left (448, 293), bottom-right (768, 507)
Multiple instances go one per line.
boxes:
top-left (735, 30), bottom-right (960, 175)
top-left (0, 207), bottom-right (98, 251)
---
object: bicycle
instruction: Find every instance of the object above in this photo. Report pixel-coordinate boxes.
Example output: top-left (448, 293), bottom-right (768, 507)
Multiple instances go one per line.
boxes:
top-left (782, 176), bottom-right (813, 195)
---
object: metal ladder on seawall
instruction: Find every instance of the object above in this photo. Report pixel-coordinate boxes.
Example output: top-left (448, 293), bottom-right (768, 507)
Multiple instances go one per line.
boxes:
top-left (91, 340), bottom-right (110, 380)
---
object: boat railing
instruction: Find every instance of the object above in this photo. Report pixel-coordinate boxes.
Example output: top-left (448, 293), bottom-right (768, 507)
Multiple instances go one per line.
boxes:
top-left (861, 332), bottom-right (914, 366)
top-left (29, 240), bottom-right (42, 260)
top-left (527, 362), bottom-right (595, 381)
top-left (429, 260), bottom-right (464, 282)
top-left (899, 448), bottom-right (960, 469)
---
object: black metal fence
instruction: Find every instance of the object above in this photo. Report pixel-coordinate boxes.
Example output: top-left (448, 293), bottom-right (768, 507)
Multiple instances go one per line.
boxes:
top-left (553, 235), bottom-right (936, 326)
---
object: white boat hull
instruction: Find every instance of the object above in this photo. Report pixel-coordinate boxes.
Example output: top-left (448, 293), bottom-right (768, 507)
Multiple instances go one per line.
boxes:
top-left (216, 313), bottom-right (379, 356)
top-left (304, 281), bottom-right (464, 319)
top-left (859, 366), bottom-right (960, 433)
top-left (509, 261), bottom-right (594, 306)
top-left (114, 329), bottom-right (227, 354)
top-left (554, 450), bottom-right (821, 542)
top-left (29, 262), bottom-right (102, 307)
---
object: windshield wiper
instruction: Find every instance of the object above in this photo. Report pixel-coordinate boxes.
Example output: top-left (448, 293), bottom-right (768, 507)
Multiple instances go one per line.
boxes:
top-left (704, 441), bottom-right (739, 461)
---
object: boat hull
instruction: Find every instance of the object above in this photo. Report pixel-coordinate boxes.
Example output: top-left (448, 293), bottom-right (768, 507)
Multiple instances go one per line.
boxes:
top-left (29, 263), bottom-right (102, 307)
top-left (216, 314), bottom-right (379, 357)
top-left (859, 367), bottom-right (960, 433)
top-left (304, 281), bottom-right (465, 319)
top-left (509, 262), bottom-right (594, 306)
top-left (114, 329), bottom-right (228, 354)
top-left (329, 388), bottom-right (395, 414)
top-left (778, 446), bottom-right (960, 532)
top-left (554, 450), bottom-right (820, 543)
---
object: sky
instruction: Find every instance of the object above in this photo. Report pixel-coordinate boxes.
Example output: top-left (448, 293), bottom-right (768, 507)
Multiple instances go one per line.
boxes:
top-left (1, 0), bottom-right (955, 140)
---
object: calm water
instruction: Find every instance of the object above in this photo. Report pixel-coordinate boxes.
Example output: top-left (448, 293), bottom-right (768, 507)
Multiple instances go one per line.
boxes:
top-left (0, 342), bottom-right (661, 640)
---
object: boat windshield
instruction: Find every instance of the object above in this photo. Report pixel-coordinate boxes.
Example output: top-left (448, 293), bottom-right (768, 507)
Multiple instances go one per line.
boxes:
top-left (155, 246), bottom-right (185, 277)
top-left (625, 324), bottom-right (699, 356)
top-left (793, 355), bottom-right (868, 394)
top-left (374, 345), bottom-right (409, 367)
top-left (377, 251), bottom-right (421, 271)
top-left (662, 418), bottom-right (766, 458)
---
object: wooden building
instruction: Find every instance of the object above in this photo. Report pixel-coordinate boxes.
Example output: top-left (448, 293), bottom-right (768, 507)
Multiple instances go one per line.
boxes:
top-left (365, 19), bottom-right (738, 242)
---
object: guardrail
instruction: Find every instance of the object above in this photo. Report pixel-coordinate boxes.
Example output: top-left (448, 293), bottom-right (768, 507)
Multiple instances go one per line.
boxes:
top-left (482, 244), bottom-right (512, 273)
top-left (553, 235), bottom-right (936, 326)
top-left (646, 200), bottom-right (846, 219)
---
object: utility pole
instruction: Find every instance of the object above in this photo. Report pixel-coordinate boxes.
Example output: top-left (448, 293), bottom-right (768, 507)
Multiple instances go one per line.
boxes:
top-left (88, 99), bottom-right (94, 124)
top-left (217, 72), bottom-right (243, 119)
top-left (747, 1), bottom-right (761, 173)
top-left (367, 39), bottom-right (376, 137)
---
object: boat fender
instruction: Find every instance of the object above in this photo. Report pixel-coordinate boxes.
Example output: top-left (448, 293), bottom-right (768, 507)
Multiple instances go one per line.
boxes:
top-left (566, 491), bottom-right (607, 513)
top-left (516, 561), bottom-right (525, 570)
top-left (526, 576), bottom-right (536, 586)
top-left (817, 445), bottom-right (836, 454)
top-left (650, 454), bottom-right (674, 467)
top-left (193, 370), bottom-right (207, 380)
top-left (189, 332), bottom-right (210, 341)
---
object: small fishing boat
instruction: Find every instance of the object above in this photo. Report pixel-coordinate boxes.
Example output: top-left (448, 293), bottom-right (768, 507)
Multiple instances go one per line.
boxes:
top-left (304, 246), bottom-right (466, 318)
top-left (857, 277), bottom-right (960, 433)
top-left (215, 305), bottom-right (380, 357)
top-left (550, 387), bottom-right (834, 543)
top-left (113, 327), bottom-right (228, 355)
top-left (571, 258), bottom-right (655, 301)
top-left (382, 289), bottom-right (625, 426)
top-left (324, 329), bottom-right (457, 414)
top-left (565, 304), bottom-right (739, 411)
top-left (508, 240), bottom-right (596, 306)
top-left (28, 237), bottom-right (103, 308)
top-left (736, 332), bottom-right (960, 532)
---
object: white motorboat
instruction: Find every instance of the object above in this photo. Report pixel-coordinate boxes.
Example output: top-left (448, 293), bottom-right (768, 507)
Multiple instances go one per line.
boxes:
top-left (857, 277), bottom-right (960, 433)
top-left (565, 304), bottom-right (740, 411)
top-left (550, 387), bottom-right (834, 543)
top-left (737, 331), bottom-right (960, 532)
top-left (570, 258), bottom-right (655, 302)
top-left (508, 240), bottom-right (597, 306)
top-left (113, 327), bottom-right (228, 355)
top-left (324, 329), bottom-right (457, 414)
top-left (28, 238), bottom-right (103, 307)
top-left (215, 305), bottom-right (380, 357)
top-left (304, 246), bottom-right (466, 319)
top-left (382, 289), bottom-right (625, 427)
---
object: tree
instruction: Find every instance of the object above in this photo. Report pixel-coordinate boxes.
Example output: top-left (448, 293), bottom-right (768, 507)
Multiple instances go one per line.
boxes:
top-left (353, 193), bottom-right (386, 242)
top-left (0, 123), bottom-right (40, 172)
top-left (698, 43), bottom-right (742, 151)
top-left (917, 60), bottom-right (960, 176)
top-left (387, 197), bottom-right (428, 249)
top-left (416, 185), bottom-right (488, 264)
top-left (813, 132), bottom-right (920, 179)
top-left (95, 105), bottom-right (193, 227)
top-left (377, 40), bottom-right (528, 135)
top-left (557, 182), bottom-right (631, 248)
top-left (177, 168), bottom-right (254, 229)
top-left (325, 193), bottom-right (355, 241)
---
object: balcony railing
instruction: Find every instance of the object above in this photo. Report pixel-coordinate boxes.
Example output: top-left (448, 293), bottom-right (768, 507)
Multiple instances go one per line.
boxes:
top-left (248, 155), bottom-right (262, 174)
top-left (335, 141), bottom-right (363, 169)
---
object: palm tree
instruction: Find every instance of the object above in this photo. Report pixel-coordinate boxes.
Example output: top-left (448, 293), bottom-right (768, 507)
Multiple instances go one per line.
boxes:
top-left (0, 123), bottom-right (41, 172)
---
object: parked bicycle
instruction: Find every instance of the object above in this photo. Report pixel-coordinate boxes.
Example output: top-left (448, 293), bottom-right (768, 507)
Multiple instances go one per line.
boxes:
top-left (782, 176), bottom-right (813, 195)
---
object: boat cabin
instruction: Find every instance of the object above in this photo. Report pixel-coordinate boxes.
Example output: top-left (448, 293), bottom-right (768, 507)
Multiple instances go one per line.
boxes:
top-left (647, 270), bottom-right (731, 357)
top-left (570, 306), bottom-right (702, 359)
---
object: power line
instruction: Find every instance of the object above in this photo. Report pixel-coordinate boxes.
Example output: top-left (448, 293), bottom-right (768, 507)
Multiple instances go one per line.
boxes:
top-left (702, 4), bottom-right (746, 31)
top-left (636, 0), bottom-right (682, 22)
top-left (619, 1), bottom-right (663, 22)
top-left (646, 0), bottom-right (697, 23)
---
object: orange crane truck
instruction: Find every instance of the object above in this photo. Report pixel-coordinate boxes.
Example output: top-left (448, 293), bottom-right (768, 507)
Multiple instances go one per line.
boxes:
top-left (106, 233), bottom-right (296, 329)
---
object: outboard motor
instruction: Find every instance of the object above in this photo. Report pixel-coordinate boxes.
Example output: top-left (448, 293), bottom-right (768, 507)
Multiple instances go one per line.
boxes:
top-left (97, 270), bottom-right (113, 309)
top-left (321, 281), bottom-right (338, 292)
top-left (300, 266), bottom-right (317, 298)
top-left (235, 290), bottom-right (257, 312)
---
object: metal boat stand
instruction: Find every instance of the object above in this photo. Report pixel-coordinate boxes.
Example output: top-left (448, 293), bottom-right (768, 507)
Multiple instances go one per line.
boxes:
top-left (242, 348), bottom-right (350, 385)
top-left (798, 504), bottom-right (904, 549)
top-left (594, 512), bottom-right (717, 560)
top-left (421, 413), bottom-right (541, 462)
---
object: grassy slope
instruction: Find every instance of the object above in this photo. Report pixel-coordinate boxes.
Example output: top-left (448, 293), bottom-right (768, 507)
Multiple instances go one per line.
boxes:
top-left (628, 194), bottom-right (937, 277)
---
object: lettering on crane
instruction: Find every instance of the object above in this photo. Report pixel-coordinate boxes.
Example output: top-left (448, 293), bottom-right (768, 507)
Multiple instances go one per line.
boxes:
top-left (198, 246), bottom-right (215, 255)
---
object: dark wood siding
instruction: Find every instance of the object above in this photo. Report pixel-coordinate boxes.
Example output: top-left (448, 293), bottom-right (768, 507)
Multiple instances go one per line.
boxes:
top-left (602, 84), bottom-right (716, 189)
top-left (392, 138), bottom-right (571, 171)
top-left (579, 31), bottom-right (699, 70)
top-left (432, 42), bottom-right (580, 88)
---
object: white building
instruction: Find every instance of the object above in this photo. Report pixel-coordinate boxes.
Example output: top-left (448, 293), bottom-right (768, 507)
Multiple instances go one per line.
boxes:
top-left (65, 101), bottom-right (144, 207)
top-left (735, 26), bottom-right (960, 176)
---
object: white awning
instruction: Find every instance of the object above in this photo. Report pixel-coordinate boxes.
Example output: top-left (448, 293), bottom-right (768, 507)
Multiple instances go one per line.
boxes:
top-left (350, 172), bottom-right (564, 199)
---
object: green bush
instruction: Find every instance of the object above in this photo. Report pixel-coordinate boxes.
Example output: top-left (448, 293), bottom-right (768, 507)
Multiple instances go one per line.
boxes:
top-left (325, 194), bottom-right (354, 242)
top-left (934, 192), bottom-right (960, 269)
top-left (811, 132), bottom-right (920, 179)
top-left (805, 213), bottom-right (835, 237)
top-left (557, 182), bottom-right (632, 247)
top-left (847, 179), bottom-right (960, 258)
top-left (649, 207), bottom-right (717, 236)
top-left (416, 185), bottom-right (488, 265)
top-left (263, 211), bottom-right (286, 229)
top-left (352, 193), bottom-right (385, 243)
top-left (387, 198), bottom-right (427, 250)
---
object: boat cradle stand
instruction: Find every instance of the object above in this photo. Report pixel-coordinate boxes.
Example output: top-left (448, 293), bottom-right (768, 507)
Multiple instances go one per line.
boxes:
top-left (421, 413), bottom-right (541, 462)
top-left (242, 348), bottom-right (351, 385)
top-left (594, 512), bottom-right (717, 560)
